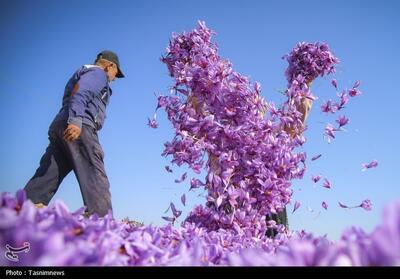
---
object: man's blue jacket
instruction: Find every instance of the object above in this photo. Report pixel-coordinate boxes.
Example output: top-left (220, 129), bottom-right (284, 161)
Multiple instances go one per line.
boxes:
top-left (52, 65), bottom-right (112, 131)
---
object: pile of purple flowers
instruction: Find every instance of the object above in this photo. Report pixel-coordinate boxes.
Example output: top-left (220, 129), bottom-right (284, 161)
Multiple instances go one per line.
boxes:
top-left (153, 21), bottom-right (340, 236)
top-left (1, 190), bottom-right (399, 266)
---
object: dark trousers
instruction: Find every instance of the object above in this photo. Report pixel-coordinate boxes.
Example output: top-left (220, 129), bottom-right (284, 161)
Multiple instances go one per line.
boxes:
top-left (24, 120), bottom-right (112, 217)
top-left (266, 208), bottom-right (288, 238)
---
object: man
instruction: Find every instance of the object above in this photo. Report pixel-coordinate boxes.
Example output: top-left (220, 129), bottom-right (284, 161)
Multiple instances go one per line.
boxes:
top-left (24, 50), bottom-right (125, 217)
top-left (265, 89), bottom-right (313, 238)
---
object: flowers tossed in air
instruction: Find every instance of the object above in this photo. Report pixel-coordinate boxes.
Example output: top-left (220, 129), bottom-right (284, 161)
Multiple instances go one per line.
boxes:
top-left (338, 199), bottom-right (373, 211)
top-left (153, 21), bottom-right (342, 236)
top-left (362, 160), bottom-right (378, 171)
top-left (283, 41), bottom-right (339, 86)
top-left (322, 202), bottom-right (328, 210)
top-left (0, 21), bottom-right (384, 266)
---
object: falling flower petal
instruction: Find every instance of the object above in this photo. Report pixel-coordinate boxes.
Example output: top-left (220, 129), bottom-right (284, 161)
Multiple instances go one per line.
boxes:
top-left (165, 166), bottom-right (173, 173)
top-left (174, 172), bottom-right (187, 183)
top-left (339, 202), bottom-right (349, 208)
top-left (360, 199), bottom-right (372, 211)
top-left (322, 178), bottom-right (332, 189)
top-left (181, 194), bottom-right (186, 206)
top-left (162, 216), bottom-right (175, 223)
top-left (361, 160), bottom-right (378, 171)
top-left (311, 175), bottom-right (321, 183)
top-left (331, 79), bottom-right (338, 90)
top-left (147, 117), bottom-right (158, 129)
top-left (349, 88), bottom-right (362, 97)
top-left (189, 178), bottom-right (204, 190)
top-left (324, 124), bottom-right (336, 143)
top-left (292, 201), bottom-right (301, 213)
top-left (170, 202), bottom-right (182, 218)
top-left (322, 202), bottom-right (328, 210)
top-left (311, 154), bottom-right (322, 161)
top-left (336, 115), bottom-right (350, 128)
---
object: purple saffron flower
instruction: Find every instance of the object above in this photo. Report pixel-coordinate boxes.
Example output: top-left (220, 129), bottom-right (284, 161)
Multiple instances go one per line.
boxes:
top-left (156, 95), bottom-right (169, 110)
top-left (311, 175), bottom-right (321, 183)
top-left (324, 124), bottom-right (336, 143)
top-left (321, 100), bottom-right (336, 113)
top-left (147, 117), bottom-right (158, 129)
top-left (349, 88), bottom-right (362, 97)
top-left (189, 178), bottom-right (204, 191)
top-left (331, 79), bottom-right (338, 90)
top-left (311, 154), bottom-right (322, 161)
top-left (335, 115), bottom-right (350, 128)
top-left (322, 178), bottom-right (332, 189)
top-left (353, 80), bottom-right (361, 88)
top-left (292, 201), bottom-right (301, 213)
top-left (361, 160), bottom-right (378, 171)
top-left (165, 166), bottom-right (173, 173)
top-left (360, 199), bottom-right (372, 211)
top-left (162, 216), bottom-right (175, 223)
top-left (170, 202), bottom-right (182, 218)
top-left (181, 194), bottom-right (186, 206)
top-left (339, 201), bottom-right (349, 208)
top-left (336, 91), bottom-right (349, 110)
top-left (322, 202), bottom-right (328, 210)
top-left (174, 172), bottom-right (187, 183)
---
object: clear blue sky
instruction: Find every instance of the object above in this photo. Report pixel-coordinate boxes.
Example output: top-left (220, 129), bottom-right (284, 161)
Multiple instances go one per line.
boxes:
top-left (0, 0), bottom-right (399, 240)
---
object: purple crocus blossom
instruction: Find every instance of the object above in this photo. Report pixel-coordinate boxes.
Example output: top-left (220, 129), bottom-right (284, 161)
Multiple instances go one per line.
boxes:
top-left (322, 178), bottom-right (332, 189)
top-left (147, 117), bottom-right (158, 129)
top-left (335, 91), bottom-right (349, 110)
top-left (181, 194), bottom-right (186, 206)
top-left (322, 202), bottom-right (328, 210)
top-left (174, 172), bottom-right (187, 183)
top-left (0, 191), bottom-right (395, 266)
top-left (362, 160), bottom-right (378, 171)
top-left (338, 201), bottom-right (349, 208)
top-left (292, 201), bottom-right (301, 213)
top-left (339, 199), bottom-right (373, 211)
top-left (165, 166), bottom-right (173, 173)
top-left (170, 202), bottom-right (182, 218)
top-left (349, 88), bottom-right (362, 97)
top-left (321, 100), bottom-right (337, 114)
top-left (360, 199), bottom-right (372, 211)
top-left (336, 115), bottom-right (350, 128)
top-left (324, 124), bottom-right (336, 143)
top-left (331, 79), bottom-right (338, 90)
top-left (311, 154), bottom-right (322, 161)
top-left (311, 175), bottom-right (321, 183)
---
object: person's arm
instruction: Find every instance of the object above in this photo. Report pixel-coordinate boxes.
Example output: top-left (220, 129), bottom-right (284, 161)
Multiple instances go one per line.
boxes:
top-left (64, 69), bottom-right (107, 141)
top-left (284, 97), bottom-right (313, 138)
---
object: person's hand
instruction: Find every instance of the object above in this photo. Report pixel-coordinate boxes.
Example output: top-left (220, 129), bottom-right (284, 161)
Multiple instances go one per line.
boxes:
top-left (298, 97), bottom-right (313, 123)
top-left (63, 124), bottom-right (81, 141)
